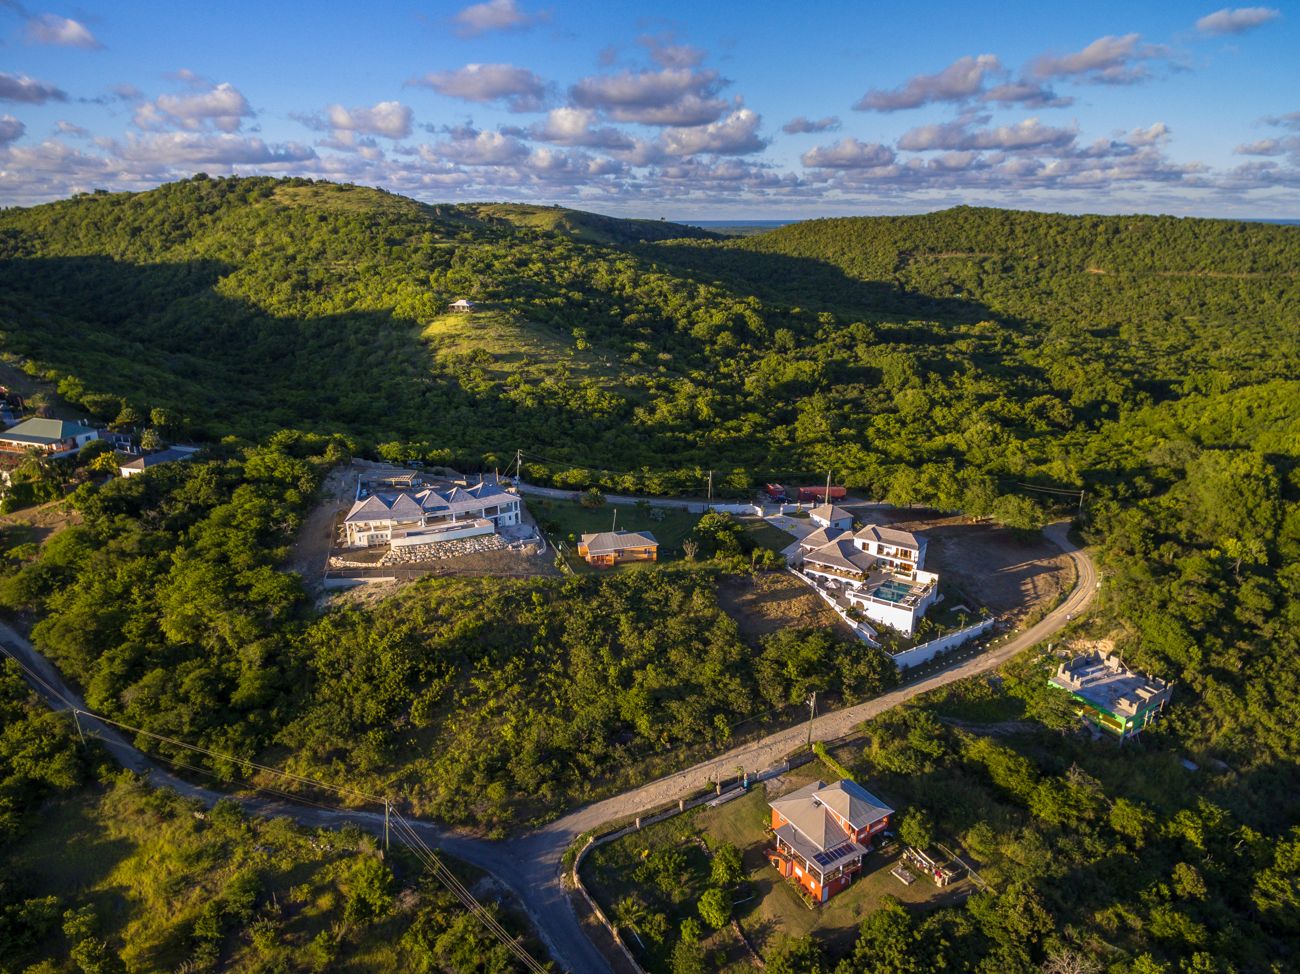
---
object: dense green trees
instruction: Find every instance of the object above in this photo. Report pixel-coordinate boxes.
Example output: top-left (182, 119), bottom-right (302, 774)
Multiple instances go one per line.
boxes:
top-left (2, 179), bottom-right (1300, 971)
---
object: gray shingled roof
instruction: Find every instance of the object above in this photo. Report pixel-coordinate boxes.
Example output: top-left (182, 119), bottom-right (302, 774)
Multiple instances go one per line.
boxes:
top-left (803, 539), bottom-right (877, 575)
top-left (799, 525), bottom-right (846, 549)
top-left (119, 447), bottom-right (199, 471)
top-left (770, 779), bottom-right (894, 856)
top-left (809, 503), bottom-right (852, 523)
top-left (854, 524), bottom-right (921, 550)
top-left (579, 530), bottom-right (658, 555)
top-left (345, 482), bottom-right (516, 523)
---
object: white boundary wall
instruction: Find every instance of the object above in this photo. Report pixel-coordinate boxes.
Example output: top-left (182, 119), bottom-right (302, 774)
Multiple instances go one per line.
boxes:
top-left (891, 618), bottom-right (995, 669)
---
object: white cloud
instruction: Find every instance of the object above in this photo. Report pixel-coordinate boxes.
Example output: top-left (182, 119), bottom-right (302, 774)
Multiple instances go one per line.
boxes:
top-left (855, 54), bottom-right (1002, 111)
top-left (0, 71), bottom-right (67, 104)
top-left (25, 13), bottom-right (102, 48)
top-left (898, 116), bottom-right (1077, 153)
top-left (325, 101), bottom-right (413, 139)
top-left (980, 81), bottom-right (1073, 109)
top-left (570, 67), bottom-right (728, 126)
top-left (801, 138), bottom-right (896, 169)
top-left (781, 115), bottom-right (840, 134)
top-left (1030, 34), bottom-right (1168, 85)
top-left (530, 107), bottom-right (633, 149)
top-left (658, 108), bottom-right (766, 156)
top-left (409, 63), bottom-right (546, 112)
top-left (115, 132), bottom-right (316, 166)
top-left (134, 81), bottom-right (254, 133)
top-left (638, 34), bottom-right (706, 69)
top-left (1262, 110), bottom-right (1300, 130)
top-left (1235, 138), bottom-right (1286, 155)
top-left (432, 127), bottom-right (530, 165)
top-left (54, 119), bottom-right (88, 137)
top-left (0, 115), bottom-right (25, 144)
top-left (1125, 122), bottom-right (1171, 146)
top-left (453, 0), bottom-right (548, 37)
top-left (1195, 7), bottom-right (1281, 35)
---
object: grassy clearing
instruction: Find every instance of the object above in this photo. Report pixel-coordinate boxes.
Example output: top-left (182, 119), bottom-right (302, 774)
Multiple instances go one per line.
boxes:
top-left (420, 311), bottom-right (619, 384)
top-left (529, 496), bottom-right (700, 564)
top-left (741, 516), bottom-right (797, 553)
top-left (5, 775), bottom-right (543, 973)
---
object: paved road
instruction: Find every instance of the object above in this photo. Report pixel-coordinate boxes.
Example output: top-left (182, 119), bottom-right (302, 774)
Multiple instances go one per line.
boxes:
top-left (516, 481), bottom-right (714, 512)
top-left (2, 520), bottom-right (1094, 974)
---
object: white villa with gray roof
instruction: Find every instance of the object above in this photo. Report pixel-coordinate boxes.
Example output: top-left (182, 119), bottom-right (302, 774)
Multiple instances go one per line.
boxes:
top-left (344, 479), bottom-right (521, 549)
top-left (797, 521), bottom-right (939, 636)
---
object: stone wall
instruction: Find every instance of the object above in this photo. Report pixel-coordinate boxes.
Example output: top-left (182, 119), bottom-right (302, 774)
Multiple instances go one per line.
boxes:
top-left (379, 533), bottom-right (508, 565)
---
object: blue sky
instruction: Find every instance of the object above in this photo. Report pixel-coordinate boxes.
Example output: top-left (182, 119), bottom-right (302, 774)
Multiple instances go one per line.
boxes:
top-left (1, 0), bottom-right (1298, 217)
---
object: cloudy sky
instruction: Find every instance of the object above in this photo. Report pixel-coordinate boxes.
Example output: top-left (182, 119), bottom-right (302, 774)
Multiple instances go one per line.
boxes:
top-left (1, 1), bottom-right (1297, 217)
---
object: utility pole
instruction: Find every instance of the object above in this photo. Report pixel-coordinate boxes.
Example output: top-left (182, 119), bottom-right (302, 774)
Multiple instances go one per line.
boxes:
top-left (611, 508), bottom-right (618, 532)
top-left (707, 470), bottom-right (713, 508)
top-left (515, 448), bottom-right (523, 483)
top-left (1078, 488), bottom-right (1086, 514)
top-left (806, 691), bottom-right (817, 748)
top-left (72, 709), bottom-right (86, 748)
top-left (825, 469), bottom-right (832, 503)
top-left (384, 798), bottom-right (390, 853)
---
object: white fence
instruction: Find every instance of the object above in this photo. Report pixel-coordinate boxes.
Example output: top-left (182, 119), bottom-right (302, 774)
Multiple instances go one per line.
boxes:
top-left (787, 568), bottom-right (881, 646)
top-left (891, 618), bottom-right (995, 670)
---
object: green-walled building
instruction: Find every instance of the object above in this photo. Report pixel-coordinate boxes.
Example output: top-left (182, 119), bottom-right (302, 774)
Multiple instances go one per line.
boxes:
top-left (1049, 652), bottom-right (1173, 739)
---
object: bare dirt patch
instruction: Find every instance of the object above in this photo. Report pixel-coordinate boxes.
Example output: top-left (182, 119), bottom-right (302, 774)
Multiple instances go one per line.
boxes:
top-left (850, 507), bottom-right (1071, 624)
top-left (0, 498), bottom-right (80, 547)
top-left (719, 572), bottom-right (851, 641)
top-left (284, 463), bottom-right (356, 590)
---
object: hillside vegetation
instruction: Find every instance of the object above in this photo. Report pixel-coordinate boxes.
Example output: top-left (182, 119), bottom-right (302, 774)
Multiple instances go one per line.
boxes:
top-left (1, 178), bottom-right (1299, 973)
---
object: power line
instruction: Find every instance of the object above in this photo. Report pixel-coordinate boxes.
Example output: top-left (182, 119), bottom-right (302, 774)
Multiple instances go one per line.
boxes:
top-left (388, 813), bottom-right (550, 973)
top-left (0, 640), bottom-right (553, 972)
top-left (1012, 481), bottom-right (1085, 497)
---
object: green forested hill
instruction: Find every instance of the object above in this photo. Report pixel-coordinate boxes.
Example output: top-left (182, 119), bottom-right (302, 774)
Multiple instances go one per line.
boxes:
top-left (2, 178), bottom-right (1300, 974)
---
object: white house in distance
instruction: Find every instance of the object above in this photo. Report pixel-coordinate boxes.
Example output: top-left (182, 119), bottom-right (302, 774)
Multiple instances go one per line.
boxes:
top-left (344, 478), bottom-right (521, 549)
top-left (0, 417), bottom-right (99, 458)
top-left (119, 446), bottom-right (201, 478)
top-left (799, 523), bottom-right (939, 636)
top-left (809, 503), bottom-right (854, 532)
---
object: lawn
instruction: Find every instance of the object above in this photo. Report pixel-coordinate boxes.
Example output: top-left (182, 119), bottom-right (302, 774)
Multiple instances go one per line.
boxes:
top-left (528, 496), bottom-right (701, 566)
top-left (581, 758), bottom-right (965, 971)
top-left (740, 516), bottom-right (798, 554)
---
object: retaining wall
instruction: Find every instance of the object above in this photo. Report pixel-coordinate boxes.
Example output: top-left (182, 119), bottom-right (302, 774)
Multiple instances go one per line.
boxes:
top-left (890, 618), bottom-right (995, 669)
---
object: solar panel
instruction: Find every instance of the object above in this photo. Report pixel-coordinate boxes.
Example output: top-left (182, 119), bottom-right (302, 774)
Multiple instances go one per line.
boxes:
top-left (813, 842), bottom-right (858, 867)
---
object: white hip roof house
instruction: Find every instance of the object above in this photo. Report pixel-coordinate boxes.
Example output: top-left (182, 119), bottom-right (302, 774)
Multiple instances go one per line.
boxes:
top-left (809, 504), bottom-right (854, 531)
top-left (344, 479), bottom-right (520, 548)
top-left (799, 523), bottom-right (937, 636)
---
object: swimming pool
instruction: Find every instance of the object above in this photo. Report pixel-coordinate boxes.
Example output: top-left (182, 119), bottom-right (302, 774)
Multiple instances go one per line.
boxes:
top-left (872, 579), bottom-right (916, 603)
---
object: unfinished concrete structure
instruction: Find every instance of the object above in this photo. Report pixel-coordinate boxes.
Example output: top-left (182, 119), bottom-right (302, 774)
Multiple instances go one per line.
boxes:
top-left (1048, 651), bottom-right (1173, 739)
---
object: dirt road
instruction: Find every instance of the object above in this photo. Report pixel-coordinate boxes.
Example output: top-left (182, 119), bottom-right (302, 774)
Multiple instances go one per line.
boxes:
top-left (1, 521), bottom-right (1094, 974)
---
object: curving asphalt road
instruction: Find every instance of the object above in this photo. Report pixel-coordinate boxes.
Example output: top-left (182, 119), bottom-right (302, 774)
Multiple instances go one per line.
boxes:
top-left (1, 520), bottom-right (1095, 974)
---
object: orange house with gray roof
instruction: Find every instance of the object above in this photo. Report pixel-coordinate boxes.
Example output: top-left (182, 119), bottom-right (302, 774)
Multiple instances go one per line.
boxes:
top-left (767, 779), bottom-right (894, 902)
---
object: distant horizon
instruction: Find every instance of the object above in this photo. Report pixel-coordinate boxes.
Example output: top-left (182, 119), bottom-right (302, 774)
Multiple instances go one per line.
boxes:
top-left (679, 214), bottom-right (1300, 226)
top-left (0, 2), bottom-right (1297, 215)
